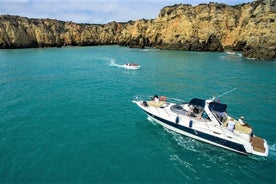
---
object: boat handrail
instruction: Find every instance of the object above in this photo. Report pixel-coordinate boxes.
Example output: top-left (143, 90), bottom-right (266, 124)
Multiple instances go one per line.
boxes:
top-left (214, 88), bottom-right (237, 99)
top-left (134, 95), bottom-right (186, 104)
top-left (166, 97), bottom-right (187, 104)
top-left (133, 95), bottom-right (152, 101)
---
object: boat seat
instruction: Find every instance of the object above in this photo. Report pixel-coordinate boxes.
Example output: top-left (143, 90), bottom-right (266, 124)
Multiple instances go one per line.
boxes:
top-left (170, 104), bottom-right (190, 116)
top-left (223, 119), bottom-right (253, 135)
top-left (234, 123), bottom-right (253, 135)
top-left (147, 101), bottom-right (166, 108)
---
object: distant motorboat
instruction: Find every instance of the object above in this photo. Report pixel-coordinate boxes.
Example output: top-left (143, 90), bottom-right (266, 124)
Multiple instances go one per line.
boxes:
top-left (123, 63), bottom-right (140, 70)
top-left (133, 94), bottom-right (269, 157)
top-left (226, 51), bottom-right (236, 55)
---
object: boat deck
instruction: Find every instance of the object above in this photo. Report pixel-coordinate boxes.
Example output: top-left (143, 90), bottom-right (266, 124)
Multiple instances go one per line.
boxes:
top-left (234, 122), bottom-right (252, 134)
top-left (146, 101), bottom-right (166, 107)
top-left (223, 119), bottom-right (253, 135)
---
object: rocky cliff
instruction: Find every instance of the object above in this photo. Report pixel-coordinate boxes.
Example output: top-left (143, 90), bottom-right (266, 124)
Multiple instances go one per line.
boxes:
top-left (0, 0), bottom-right (275, 59)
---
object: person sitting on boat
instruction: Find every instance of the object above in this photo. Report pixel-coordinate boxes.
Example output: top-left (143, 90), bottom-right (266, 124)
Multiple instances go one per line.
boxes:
top-left (189, 104), bottom-right (194, 112)
top-left (202, 111), bottom-right (210, 120)
top-left (193, 106), bottom-right (199, 114)
top-left (214, 111), bottom-right (226, 123)
top-left (227, 118), bottom-right (235, 132)
top-left (238, 116), bottom-right (245, 126)
top-left (151, 95), bottom-right (159, 102)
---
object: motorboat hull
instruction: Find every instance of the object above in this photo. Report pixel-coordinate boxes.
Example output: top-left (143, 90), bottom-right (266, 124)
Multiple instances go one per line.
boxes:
top-left (142, 109), bottom-right (248, 155)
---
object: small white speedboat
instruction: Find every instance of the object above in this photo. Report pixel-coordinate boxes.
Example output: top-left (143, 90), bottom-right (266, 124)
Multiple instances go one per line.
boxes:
top-left (226, 51), bottom-right (236, 55)
top-left (123, 63), bottom-right (140, 70)
top-left (132, 94), bottom-right (269, 157)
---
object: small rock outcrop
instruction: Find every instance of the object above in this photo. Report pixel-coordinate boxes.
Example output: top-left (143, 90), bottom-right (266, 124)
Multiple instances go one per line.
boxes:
top-left (0, 0), bottom-right (275, 59)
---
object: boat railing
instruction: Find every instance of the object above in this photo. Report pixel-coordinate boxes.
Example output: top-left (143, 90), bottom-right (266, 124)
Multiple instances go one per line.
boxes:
top-left (133, 95), bottom-right (151, 102)
top-left (166, 97), bottom-right (187, 104)
top-left (133, 95), bottom-right (187, 104)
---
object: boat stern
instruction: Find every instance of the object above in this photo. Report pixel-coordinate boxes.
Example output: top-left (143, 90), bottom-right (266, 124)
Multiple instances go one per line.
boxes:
top-left (251, 136), bottom-right (269, 157)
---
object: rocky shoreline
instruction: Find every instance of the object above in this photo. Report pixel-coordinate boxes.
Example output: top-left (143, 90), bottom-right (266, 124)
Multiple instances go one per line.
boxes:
top-left (0, 0), bottom-right (275, 59)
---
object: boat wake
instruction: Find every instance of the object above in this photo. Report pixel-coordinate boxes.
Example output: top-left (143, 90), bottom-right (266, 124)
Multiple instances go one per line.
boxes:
top-left (268, 143), bottom-right (276, 158)
top-left (108, 59), bottom-right (124, 68)
top-left (147, 116), bottom-right (159, 126)
top-left (169, 154), bottom-right (196, 174)
top-left (164, 128), bottom-right (205, 154)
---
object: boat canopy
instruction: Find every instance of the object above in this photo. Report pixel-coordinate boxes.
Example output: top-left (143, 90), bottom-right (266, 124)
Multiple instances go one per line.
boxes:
top-left (189, 98), bottom-right (227, 113)
top-left (189, 98), bottom-right (205, 108)
top-left (209, 102), bottom-right (227, 112)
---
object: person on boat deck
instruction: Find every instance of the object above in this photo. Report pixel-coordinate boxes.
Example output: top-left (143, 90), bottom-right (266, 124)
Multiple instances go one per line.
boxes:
top-left (202, 111), bottom-right (209, 120)
top-left (238, 116), bottom-right (245, 125)
top-left (216, 111), bottom-right (225, 122)
top-left (189, 104), bottom-right (194, 111)
top-left (227, 118), bottom-right (235, 132)
top-left (152, 95), bottom-right (159, 102)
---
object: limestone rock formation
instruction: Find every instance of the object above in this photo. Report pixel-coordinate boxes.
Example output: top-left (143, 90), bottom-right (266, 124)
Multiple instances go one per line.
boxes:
top-left (0, 0), bottom-right (275, 59)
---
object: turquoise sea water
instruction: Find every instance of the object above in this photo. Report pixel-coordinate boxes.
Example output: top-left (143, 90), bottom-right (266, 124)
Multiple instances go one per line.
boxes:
top-left (0, 46), bottom-right (275, 183)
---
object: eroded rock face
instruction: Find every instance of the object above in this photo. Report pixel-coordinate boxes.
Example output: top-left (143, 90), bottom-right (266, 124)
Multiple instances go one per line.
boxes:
top-left (0, 1), bottom-right (275, 59)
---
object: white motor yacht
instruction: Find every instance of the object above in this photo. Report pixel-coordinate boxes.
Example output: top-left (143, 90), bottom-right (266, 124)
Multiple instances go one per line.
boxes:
top-left (132, 95), bottom-right (269, 157)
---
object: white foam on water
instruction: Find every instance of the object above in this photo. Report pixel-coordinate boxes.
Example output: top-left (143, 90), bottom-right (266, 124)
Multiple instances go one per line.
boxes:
top-left (268, 143), bottom-right (276, 158)
top-left (108, 58), bottom-right (124, 68)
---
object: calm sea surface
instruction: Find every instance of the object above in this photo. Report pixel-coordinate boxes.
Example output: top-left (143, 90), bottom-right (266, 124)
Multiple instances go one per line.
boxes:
top-left (0, 46), bottom-right (275, 183)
